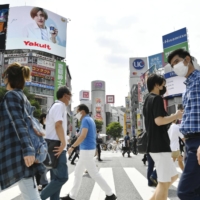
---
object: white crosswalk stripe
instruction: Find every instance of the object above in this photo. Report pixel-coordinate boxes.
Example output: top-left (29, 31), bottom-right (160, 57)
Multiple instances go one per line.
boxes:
top-left (0, 166), bottom-right (181, 200)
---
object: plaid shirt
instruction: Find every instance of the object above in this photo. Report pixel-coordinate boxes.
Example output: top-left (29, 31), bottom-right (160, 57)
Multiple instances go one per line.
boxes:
top-left (0, 90), bottom-right (45, 190)
top-left (180, 70), bottom-right (200, 135)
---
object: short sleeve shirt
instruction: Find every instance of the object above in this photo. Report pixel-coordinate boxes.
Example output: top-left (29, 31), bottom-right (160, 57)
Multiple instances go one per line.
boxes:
top-left (46, 100), bottom-right (67, 149)
top-left (80, 115), bottom-right (96, 150)
top-left (143, 93), bottom-right (171, 153)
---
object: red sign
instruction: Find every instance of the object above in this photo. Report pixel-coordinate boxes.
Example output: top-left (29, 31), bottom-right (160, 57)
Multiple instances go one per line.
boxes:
top-left (32, 66), bottom-right (51, 75)
top-left (83, 92), bottom-right (89, 98)
top-left (106, 95), bottom-right (115, 103)
top-left (24, 41), bottom-right (51, 50)
top-left (31, 72), bottom-right (54, 80)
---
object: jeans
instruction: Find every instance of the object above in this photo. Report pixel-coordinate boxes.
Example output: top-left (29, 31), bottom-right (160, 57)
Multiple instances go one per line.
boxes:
top-left (40, 151), bottom-right (68, 200)
top-left (178, 137), bottom-right (200, 200)
top-left (146, 154), bottom-right (157, 185)
top-left (18, 177), bottom-right (41, 200)
top-left (70, 150), bottom-right (113, 199)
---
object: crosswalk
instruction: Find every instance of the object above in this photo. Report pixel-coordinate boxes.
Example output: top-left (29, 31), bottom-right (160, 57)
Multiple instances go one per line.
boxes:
top-left (0, 166), bottom-right (181, 200)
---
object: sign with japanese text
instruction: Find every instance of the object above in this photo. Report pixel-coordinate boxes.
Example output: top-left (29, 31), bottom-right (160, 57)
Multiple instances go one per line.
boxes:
top-left (32, 65), bottom-right (51, 75)
top-left (54, 60), bottom-right (66, 100)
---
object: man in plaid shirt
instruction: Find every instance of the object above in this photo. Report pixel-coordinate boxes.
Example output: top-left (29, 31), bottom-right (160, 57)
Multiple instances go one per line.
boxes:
top-left (168, 49), bottom-right (200, 200)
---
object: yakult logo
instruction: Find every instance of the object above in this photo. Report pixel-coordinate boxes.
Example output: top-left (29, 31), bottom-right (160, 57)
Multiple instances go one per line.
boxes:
top-left (133, 59), bottom-right (145, 70)
top-left (24, 41), bottom-right (51, 50)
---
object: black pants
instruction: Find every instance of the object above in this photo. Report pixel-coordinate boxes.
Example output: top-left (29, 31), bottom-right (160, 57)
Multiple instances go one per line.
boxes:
top-left (71, 152), bottom-right (79, 163)
top-left (122, 147), bottom-right (130, 156)
top-left (97, 144), bottom-right (101, 160)
top-left (69, 149), bottom-right (75, 160)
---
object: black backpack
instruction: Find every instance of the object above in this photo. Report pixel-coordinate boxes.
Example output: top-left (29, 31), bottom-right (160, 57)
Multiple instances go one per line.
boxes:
top-left (136, 131), bottom-right (147, 154)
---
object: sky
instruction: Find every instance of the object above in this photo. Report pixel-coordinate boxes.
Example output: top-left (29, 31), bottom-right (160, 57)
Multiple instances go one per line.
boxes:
top-left (1, 0), bottom-right (200, 109)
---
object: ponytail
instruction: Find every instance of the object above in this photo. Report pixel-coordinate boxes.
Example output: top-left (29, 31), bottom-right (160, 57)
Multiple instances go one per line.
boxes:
top-left (21, 66), bottom-right (30, 81)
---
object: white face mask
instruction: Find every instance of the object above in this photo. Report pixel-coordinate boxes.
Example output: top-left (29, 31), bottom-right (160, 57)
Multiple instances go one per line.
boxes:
top-left (76, 112), bottom-right (82, 121)
top-left (173, 60), bottom-right (189, 77)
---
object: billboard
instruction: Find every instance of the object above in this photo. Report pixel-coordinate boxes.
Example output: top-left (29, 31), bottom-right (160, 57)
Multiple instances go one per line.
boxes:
top-left (148, 53), bottom-right (165, 69)
top-left (129, 57), bottom-right (148, 78)
top-left (79, 90), bottom-right (90, 101)
top-left (164, 42), bottom-right (189, 62)
top-left (6, 6), bottom-right (67, 57)
top-left (32, 65), bottom-right (51, 75)
top-left (106, 95), bottom-right (115, 104)
top-left (163, 71), bottom-right (186, 98)
top-left (0, 4), bottom-right (9, 50)
top-left (94, 98), bottom-right (103, 121)
top-left (54, 61), bottom-right (66, 100)
top-left (162, 27), bottom-right (187, 49)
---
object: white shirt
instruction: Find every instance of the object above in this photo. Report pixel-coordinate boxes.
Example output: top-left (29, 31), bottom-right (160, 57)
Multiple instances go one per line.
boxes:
top-left (23, 21), bottom-right (58, 43)
top-left (168, 123), bottom-right (184, 151)
top-left (46, 100), bottom-right (67, 149)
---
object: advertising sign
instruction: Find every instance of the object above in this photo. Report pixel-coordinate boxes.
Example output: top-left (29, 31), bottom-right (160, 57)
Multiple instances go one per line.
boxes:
top-left (32, 65), bottom-right (51, 75)
top-left (95, 98), bottom-right (103, 121)
top-left (138, 83), bottom-right (143, 103)
top-left (129, 57), bottom-right (148, 78)
top-left (31, 72), bottom-right (54, 80)
top-left (106, 95), bottom-right (115, 104)
top-left (37, 58), bottom-right (55, 68)
top-left (6, 6), bottom-right (67, 57)
top-left (26, 81), bottom-right (54, 89)
top-left (164, 41), bottom-right (189, 62)
top-left (148, 53), bottom-right (163, 69)
top-left (164, 71), bottom-right (186, 98)
top-left (8, 57), bottom-right (28, 64)
top-left (162, 27), bottom-right (187, 49)
top-left (54, 61), bottom-right (66, 100)
top-left (0, 4), bottom-right (9, 50)
top-left (79, 90), bottom-right (90, 101)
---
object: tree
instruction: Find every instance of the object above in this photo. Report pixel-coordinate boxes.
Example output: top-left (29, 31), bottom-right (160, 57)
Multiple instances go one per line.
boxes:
top-left (0, 87), bottom-right (41, 118)
top-left (95, 120), bottom-right (103, 131)
top-left (106, 122), bottom-right (123, 139)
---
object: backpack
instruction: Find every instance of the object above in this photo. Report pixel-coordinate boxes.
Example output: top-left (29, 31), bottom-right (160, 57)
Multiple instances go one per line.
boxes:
top-left (4, 91), bottom-right (47, 163)
top-left (136, 131), bottom-right (147, 154)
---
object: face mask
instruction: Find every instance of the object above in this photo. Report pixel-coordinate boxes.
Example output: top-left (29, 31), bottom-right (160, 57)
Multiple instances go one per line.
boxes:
top-left (76, 112), bottom-right (82, 121)
top-left (159, 86), bottom-right (166, 96)
top-left (173, 60), bottom-right (189, 77)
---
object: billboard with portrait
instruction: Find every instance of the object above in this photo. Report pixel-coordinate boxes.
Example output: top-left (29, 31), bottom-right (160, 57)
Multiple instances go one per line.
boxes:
top-left (6, 6), bottom-right (67, 57)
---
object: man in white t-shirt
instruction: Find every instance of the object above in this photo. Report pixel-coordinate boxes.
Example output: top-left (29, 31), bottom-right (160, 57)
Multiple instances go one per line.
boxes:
top-left (40, 86), bottom-right (72, 200)
top-left (168, 119), bottom-right (185, 171)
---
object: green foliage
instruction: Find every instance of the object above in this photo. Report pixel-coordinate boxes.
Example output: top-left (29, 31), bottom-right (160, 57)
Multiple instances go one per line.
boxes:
top-left (0, 87), bottom-right (41, 118)
top-left (95, 120), bottom-right (103, 131)
top-left (106, 122), bottom-right (123, 139)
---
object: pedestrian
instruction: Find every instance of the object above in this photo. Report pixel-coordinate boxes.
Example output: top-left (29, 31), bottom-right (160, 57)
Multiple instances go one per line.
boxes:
top-left (168, 116), bottom-right (184, 171)
top-left (35, 113), bottom-right (48, 192)
top-left (96, 130), bottom-right (103, 161)
top-left (168, 48), bottom-right (200, 199)
top-left (40, 86), bottom-right (71, 200)
top-left (60, 104), bottom-right (117, 200)
top-left (0, 62), bottom-right (45, 199)
top-left (143, 73), bottom-right (183, 200)
top-left (112, 140), bottom-right (117, 153)
top-left (122, 132), bottom-right (131, 157)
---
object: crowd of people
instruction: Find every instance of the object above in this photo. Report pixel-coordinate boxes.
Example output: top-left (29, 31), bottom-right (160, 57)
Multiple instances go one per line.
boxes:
top-left (1, 48), bottom-right (200, 200)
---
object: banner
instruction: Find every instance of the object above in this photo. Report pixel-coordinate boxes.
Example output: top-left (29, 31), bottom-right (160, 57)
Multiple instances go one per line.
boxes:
top-left (148, 53), bottom-right (163, 69)
top-left (6, 6), bottom-right (67, 57)
top-left (54, 61), bottom-right (66, 100)
top-left (0, 4), bottom-right (9, 50)
top-left (32, 65), bottom-right (51, 75)
top-left (129, 57), bottom-right (148, 78)
top-left (95, 98), bottom-right (103, 121)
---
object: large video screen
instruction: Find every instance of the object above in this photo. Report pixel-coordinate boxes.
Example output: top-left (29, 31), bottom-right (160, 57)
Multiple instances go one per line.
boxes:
top-left (6, 6), bottom-right (67, 57)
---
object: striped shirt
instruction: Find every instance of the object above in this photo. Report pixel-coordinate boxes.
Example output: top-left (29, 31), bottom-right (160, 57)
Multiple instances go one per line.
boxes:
top-left (180, 70), bottom-right (200, 135)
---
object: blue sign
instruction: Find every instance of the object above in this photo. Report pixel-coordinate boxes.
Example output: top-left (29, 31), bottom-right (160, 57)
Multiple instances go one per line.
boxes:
top-left (26, 82), bottom-right (54, 90)
top-left (148, 53), bottom-right (163, 69)
top-left (164, 71), bottom-right (177, 79)
top-left (162, 27), bottom-right (187, 49)
top-left (133, 59), bottom-right (145, 70)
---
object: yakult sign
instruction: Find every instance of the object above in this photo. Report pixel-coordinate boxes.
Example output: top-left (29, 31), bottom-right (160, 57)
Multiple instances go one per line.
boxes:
top-left (129, 57), bottom-right (148, 78)
top-left (6, 6), bottom-right (67, 57)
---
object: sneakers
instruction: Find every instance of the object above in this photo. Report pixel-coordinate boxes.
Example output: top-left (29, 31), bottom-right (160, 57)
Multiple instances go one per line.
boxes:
top-left (60, 194), bottom-right (74, 200)
top-left (105, 194), bottom-right (117, 200)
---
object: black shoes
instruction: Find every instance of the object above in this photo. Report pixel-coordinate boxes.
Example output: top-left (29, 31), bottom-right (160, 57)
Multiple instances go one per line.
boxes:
top-left (71, 162), bottom-right (76, 165)
top-left (142, 158), bottom-right (146, 165)
top-left (98, 159), bottom-right (103, 162)
top-left (60, 194), bottom-right (74, 200)
top-left (105, 194), bottom-right (117, 200)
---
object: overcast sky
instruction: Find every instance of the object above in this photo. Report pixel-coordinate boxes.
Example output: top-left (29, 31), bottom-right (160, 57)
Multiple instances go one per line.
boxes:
top-left (1, 0), bottom-right (200, 108)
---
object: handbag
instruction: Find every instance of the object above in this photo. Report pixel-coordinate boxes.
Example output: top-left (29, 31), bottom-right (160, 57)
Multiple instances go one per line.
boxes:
top-left (136, 131), bottom-right (147, 154)
top-left (43, 139), bottom-right (61, 169)
top-left (97, 138), bottom-right (103, 144)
